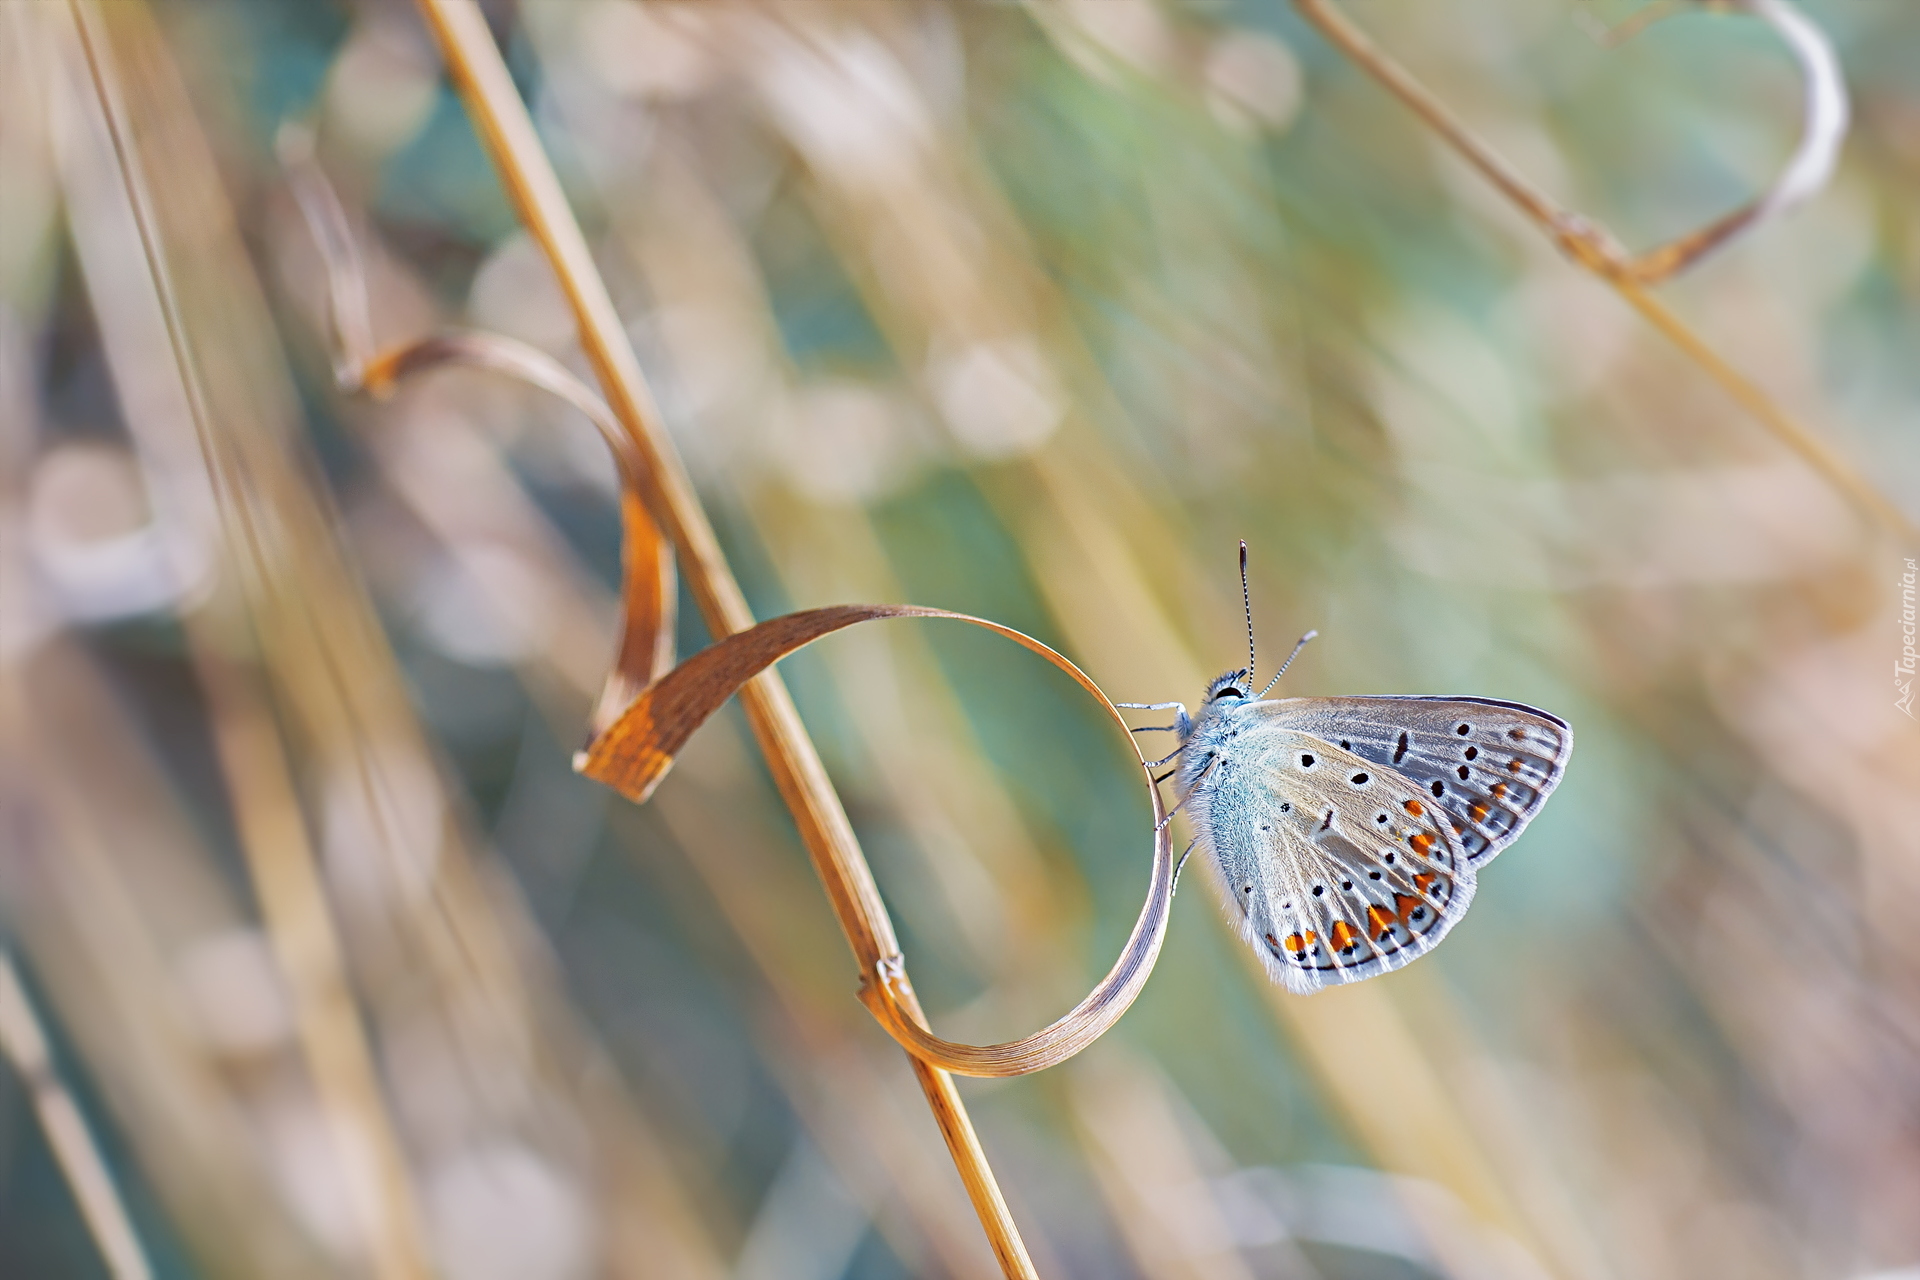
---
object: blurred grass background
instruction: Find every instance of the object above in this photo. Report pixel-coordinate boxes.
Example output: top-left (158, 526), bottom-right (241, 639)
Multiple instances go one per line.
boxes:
top-left (3, 1), bottom-right (1918, 1278)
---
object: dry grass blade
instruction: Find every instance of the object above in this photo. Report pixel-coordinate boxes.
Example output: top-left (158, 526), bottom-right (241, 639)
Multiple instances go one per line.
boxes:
top-left (360, 335), bottom-right (678, 730)
top-left (356, 333), bottom-right (676, 733)
top-left (412, 0), bottom-right (1038, 1271)
top-left (579, 603), bottom-right (1177, 1077)
top-left (281, 142), bottom-right (675, 731)
top-left (1608, 0), bottom-right (1849, 282)
top-left (1292, 0), bottom-right (1916, 544)
top-left (0, 951), bottom-right (155, 1280)
top-left (1299, 0), bottom-right (1844, 282)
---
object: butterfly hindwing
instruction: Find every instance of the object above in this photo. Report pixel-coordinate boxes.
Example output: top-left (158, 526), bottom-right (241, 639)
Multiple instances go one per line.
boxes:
top-left (1190, 730), bottom-right (1475, 994)
top-left (1256, 696), bottom-right (1572, 866)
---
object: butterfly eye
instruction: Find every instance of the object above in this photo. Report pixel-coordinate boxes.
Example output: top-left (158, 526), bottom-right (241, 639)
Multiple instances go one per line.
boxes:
top-left (1214, 687), bottom-right (1244, 701)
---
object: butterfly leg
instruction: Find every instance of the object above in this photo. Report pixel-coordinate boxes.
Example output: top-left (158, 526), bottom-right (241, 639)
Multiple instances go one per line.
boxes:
top-left (1143, 745), bottom-right (1185, 768)
top-left (1156, 754), bottom-right (1217, 832)
top-left (1172, 835), bottom-right (1200, 887)
top-left (1118, 701), bottom-right (1190, 739)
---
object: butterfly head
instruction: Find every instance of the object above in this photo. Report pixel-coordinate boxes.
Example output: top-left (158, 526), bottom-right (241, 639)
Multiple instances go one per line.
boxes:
top-left (1205, 670), bottom-right (1252, 705)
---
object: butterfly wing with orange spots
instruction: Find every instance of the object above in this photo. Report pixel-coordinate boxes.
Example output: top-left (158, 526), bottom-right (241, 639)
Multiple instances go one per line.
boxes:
top-left (1255, 696), bottom-right (1573, 867)
top-left (1186, 730), bottom-right (1477, 995)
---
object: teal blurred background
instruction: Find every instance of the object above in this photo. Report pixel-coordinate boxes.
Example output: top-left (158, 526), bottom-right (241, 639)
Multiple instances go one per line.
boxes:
top-left (3, 1), bottom-right (1918, 1278)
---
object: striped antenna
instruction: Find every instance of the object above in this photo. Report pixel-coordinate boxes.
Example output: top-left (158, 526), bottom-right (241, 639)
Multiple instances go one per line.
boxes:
top-left (1240, 541), bottom-right (1255, 685)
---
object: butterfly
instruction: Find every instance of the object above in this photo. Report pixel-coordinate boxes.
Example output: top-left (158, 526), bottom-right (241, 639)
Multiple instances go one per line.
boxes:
top-left (1121, 545), bottom-right (1571, 994)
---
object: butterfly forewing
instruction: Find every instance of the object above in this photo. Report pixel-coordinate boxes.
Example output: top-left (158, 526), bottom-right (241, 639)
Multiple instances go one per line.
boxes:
top-left (1257, 696), bottom-right (1571, 866)
top-left (1190, 731), bottom-right (1475, 994)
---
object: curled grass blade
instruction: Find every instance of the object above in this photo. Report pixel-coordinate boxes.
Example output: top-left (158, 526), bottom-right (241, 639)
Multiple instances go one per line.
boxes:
top-left (281, 144), bottom-right (675, 732)
top-left (1293, 0), bottom-right (1915, 543)
top-left (577, 603), bottom-right (1178, 1078)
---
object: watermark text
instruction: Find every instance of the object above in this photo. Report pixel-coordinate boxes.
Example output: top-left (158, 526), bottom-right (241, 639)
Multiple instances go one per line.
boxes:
top-left (1898, 557), bottom-right (1916, 718)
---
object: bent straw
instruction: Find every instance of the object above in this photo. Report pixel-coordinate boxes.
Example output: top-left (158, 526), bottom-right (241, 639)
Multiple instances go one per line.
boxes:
top-left (281, 134), bottom-right (677, 734)
top-left (410, 1), bottom-right (1042, 1271)
top-left (1292, 0), bottom-right (1915, 544)
top-left (576, 604), bottom-right (1179, 1076)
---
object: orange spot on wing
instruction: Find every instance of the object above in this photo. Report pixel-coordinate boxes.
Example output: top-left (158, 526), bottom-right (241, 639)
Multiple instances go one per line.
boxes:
top-left (1409, 832), bottom-right (1435, 856)
top-left (1366, 904), bottom-right (1397, 934)
top-left (1490, 781), bottom-right (1508, 798)
top-left (1280, 931), bottom-right (1317, 953)
top-left (1509, 728), bottom-right (1528, 740)
top-left (1415, 872), bottom-right (1441, 894)
top-left (1469, 801), bottom-right (1490, 823)
top-left (1393, 893), bottom-right (1424, 923)
top-left (1329, 921), bottom-right (1358, 952)
top-left (1403, 798), bottom-right (1424, 816)
top-left (1508, 758), bottom-right (1525, 773)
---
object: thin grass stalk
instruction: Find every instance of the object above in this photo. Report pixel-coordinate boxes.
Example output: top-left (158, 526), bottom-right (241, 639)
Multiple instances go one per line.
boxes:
top-left (1292, 0), bottom-right (1916, 545)
top-left (0, 950), bottom-right (156, 1280)
top-left (409, 1), bottom-right (1038, 1272)
top-left (64, 6), bottom-right (434, 1278)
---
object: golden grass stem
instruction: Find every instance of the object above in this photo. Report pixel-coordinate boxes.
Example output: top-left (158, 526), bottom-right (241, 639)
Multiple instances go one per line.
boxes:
top-left (66, 6), bottom-right (434, 1278)
top-left (411, 1), bottom-right (1038, 1271)
top-left (1292, 0), bottom-right (1916, 545)
top-left (0, 951), bottom-right (156, 1280)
